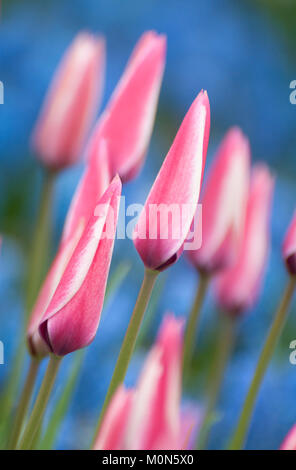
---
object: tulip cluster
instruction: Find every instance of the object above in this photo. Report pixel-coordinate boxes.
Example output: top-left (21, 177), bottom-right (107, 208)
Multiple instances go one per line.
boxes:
top-left (1, 30), bottom-right (295, 452)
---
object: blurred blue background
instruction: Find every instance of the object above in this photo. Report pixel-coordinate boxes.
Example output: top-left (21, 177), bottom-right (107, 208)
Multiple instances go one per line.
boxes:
top-left (0, 0), bottom-right (296, 450)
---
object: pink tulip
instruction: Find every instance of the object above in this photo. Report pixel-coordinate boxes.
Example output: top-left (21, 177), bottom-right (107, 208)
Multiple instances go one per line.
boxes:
top-left (187, 127), bottom-right (250, 274)
top-left (214, 164), bottom-right (274, 314)
top-left (94, 386), bottom-right (134, 451)
top-left (282, 212), bottom-right (296, 275)
top-left (27, 176), bottom-right (121, 356)
top-left (94, 314), bottom-right (196, 450)
top-left (32, 33), bottom-right (105, 171)
top-left (280, 424), bottom-right (296, 450)
top-left (133, 90), bottom-right (210, 271)
top-left (87, 31), bottom-right (166, 182)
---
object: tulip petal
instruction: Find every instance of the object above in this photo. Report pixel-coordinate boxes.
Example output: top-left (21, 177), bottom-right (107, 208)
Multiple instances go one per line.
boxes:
top-left (280, 424), bottom-right (296, 450)
top-left (88, 31), bottom-right (166, 182)
top-left (134, 90), bottom-right (210, 270)
top-left (187, 127), bottom-right (250, 273)
top-left (38, 176), bottom-right (121, 355)
top-left (124, 347), bottom-right (163, 450)
top-left (27, 222), bottom-right (84, 356)
top-left (126, 315), bottom-right (183, 450)
top-left (32, 33), bottom-right (105, 170)
top-left (144, 315), bottom-right (183, 450)
top-left (214, 164), bottom-right (274, 314)
top-left (94, 386), bottom-right (134, 450)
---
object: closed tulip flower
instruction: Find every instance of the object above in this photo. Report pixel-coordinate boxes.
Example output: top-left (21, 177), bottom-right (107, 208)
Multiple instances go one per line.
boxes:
top-left (280, 425), bottom-right (296, 450)
top-left (133, 90), bottom-right (210, 271)
top-left (87, 31), bottom-right (166, 182)
top-left (282, 212), bottom-right (296, 276)
top-left (94, 315), bottom-right (197, 450)
top-left (183, 128), bottom-right (250, 377)
top-left (215, 164), bottom-right (274, 314)
top-left (27, 176), bottom-right (121, 357)
top-left (32, 32), bottom-right (105, 171)
top-left (187, 127), bottom-right (250, 274)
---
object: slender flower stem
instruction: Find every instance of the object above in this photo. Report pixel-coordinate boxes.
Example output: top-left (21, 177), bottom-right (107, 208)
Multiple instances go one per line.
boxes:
top-left (229, 277), bottom-right (296, 450)
top-left (197, 314), bottom-right (236, 449)
top-left (92, 268), bottom-right (159, 446)
top-left (183, 272), bottom-right (209, 380)
top-left (0, 340), bottom-right (26, 437)
top-left (0, 170), bottom-right (56, 436)
top-left (18, 355), bottom-right (62, 450)
top-left (39, 350), bottom-right (85, 450)
top-left (26, 169), bottom-right (56, 317)
top-left (7, 357), bottom-right (40, 449)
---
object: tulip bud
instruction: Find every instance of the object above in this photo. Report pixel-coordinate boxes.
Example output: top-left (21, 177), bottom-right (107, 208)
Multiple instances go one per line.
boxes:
top-left (126, 315), bottom-right (183, 450)
top-left (87, 31), bottom-right (166, 182)
top-left (282, 212), bottom-right (296, 276)
top-left (133, 90), bottom-right (210, 271)
top-left (280, 424), bottom-right (296, 450)
top-left (27, 176), bottom-right (121, 357)
top-left (94, 386), bottom-right (134, 450)
top-left (94, 314), bottom-right (198, 450)
top-left (32, 33), bottom-right (105, 171)
top-left (187, 127), bottom-right (250, 274)
top-left (214, 164), bottom-right (274, 314)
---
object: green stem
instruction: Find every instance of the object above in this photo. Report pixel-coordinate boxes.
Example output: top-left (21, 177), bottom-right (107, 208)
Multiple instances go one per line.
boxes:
top-left (39, 350), bottom-right (85, 450)
top-left (183, 272), bottom-right (209, 380)
top-left (18, 355), bottom-right (62, 450)
top-left (7, 357), bottom-right (40, 449)
top-left (26, 169), bottom-right (56, 318)
top-left (197, 313), bottom-right (236, 449)
top-left (0, 171), bottom-right (55, 442)
top-left (92, 268), bottom-right (159, 446)
top-left (0, 340), bottom-right (26, 445)
top-left (229, 277), bottom-right (296, 450)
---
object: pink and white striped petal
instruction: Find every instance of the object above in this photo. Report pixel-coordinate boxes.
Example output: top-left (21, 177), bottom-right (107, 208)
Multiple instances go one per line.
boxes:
top-left (133, 91), bottom-right (210, 271)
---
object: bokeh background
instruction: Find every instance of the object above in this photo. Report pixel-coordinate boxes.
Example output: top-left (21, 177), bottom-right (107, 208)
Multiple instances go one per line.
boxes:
top-left (1, 0), bottom-right (296, 450)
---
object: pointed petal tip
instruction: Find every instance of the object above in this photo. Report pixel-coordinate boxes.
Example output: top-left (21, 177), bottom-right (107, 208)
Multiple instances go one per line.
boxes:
top-left (111, 174), bottom-right (122, 191)
top-left (74, 31), bottom-right (106, 55)
top-left (193, 90), bottom-right (210, 118)
top-left (186, 89), bottom-right (210, 122)
top-left (145, 31), bottom-right (167, 62)
top-left (252, 162), bottom-right (275, 186)
top-left (142, 30), bottom-right (167, 45)
top-left (228, 125), bottom-right (245, 139)
top-left (225, 126), bottom-right (251, 161)
top-left (159, 313), bottom-right (185, 340)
